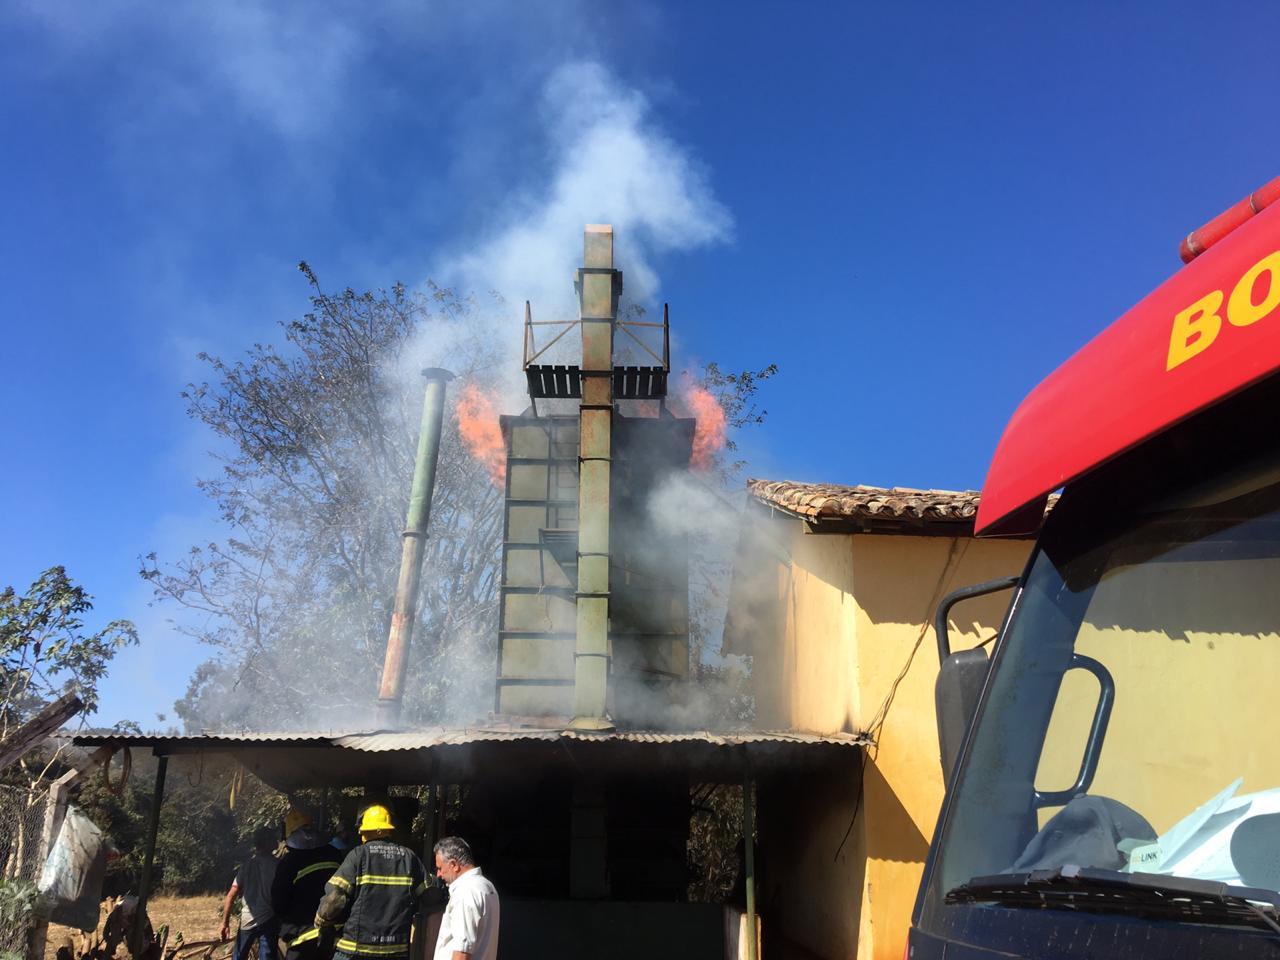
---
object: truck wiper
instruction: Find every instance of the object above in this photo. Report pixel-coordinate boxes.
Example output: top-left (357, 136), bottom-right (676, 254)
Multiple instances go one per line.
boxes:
top-left (946, 865), bottom-right (1280, 937)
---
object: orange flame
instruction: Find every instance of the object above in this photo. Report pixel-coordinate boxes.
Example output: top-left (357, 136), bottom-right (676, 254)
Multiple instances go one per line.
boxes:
top-left (630, 399), bottom-right (660, 418)
top-left (457, 383), bottom-right (505, 486)
top-left (684, 385), bottom-right (727, 471)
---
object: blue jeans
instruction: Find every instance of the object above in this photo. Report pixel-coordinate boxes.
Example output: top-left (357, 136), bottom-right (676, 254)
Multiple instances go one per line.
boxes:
top-left (234, 921), bottom-right (280, 960)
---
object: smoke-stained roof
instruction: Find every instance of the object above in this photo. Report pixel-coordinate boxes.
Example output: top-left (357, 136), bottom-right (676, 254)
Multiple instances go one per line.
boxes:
top-left (73, 727), bottom-right (865, 791)
top-left (748, 479), bottom-right (994, 535)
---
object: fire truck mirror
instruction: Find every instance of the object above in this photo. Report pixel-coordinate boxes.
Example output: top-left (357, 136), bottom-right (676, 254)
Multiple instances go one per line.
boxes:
top-left (935, 648), bottom-right (991, 779)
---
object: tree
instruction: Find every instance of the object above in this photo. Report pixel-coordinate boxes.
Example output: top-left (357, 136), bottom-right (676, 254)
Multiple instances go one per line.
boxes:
top-left (0, 567), bottom-right (137, 764)
top-left (75, 751), bottom-right (284, 896)
top-left (698, 361), bottom-right (778, 478)
top-left (0, 568), bottom-right (135, 930)
top-left (143, 270), bottom-right (507, 731)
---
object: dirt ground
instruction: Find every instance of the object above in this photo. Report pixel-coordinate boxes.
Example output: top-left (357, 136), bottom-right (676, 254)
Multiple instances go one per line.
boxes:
top-left (44, 894), bottom-right (226, 960)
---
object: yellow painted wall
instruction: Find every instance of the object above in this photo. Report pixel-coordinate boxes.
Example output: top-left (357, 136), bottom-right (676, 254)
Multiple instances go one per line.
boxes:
top-left (738, 514), bottom-right (1032, 960)
top-left (848, 534), bottom-right (1030, 960)
top-left (1035, 556), bottom-right (1280, 835)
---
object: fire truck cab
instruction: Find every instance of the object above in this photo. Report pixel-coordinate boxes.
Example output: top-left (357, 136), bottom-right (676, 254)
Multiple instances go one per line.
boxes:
top-left (909, 178), bottom-right (1280, 958)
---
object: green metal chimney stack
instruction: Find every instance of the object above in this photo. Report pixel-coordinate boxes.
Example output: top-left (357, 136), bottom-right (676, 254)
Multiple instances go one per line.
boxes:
top-left (570, 225), bottom-right (620, 731)
top-left (500, 224), bottom-right (691, 725)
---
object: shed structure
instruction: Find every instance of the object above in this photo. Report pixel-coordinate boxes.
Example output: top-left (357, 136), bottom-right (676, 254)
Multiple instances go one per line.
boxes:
top-left (71, 728), bottom-right (863, 960)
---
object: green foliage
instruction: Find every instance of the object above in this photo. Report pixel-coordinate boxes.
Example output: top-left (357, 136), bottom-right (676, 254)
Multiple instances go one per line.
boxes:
top-left (154, 785), bottom-right (239, 895)
top-left (700, 361), bottom-right (778, 438)
top-left (687, 784), bottom-right (747, 903)
top-left (0, 876), bottom-right (39, 939)
top-left (698, 361), bottom-right (779, 478)
top-left (75, 766), bottom-right (146, 893)
top-left (77, 754), bottom-right (286, 895)
top-left (0, 566), bottom-right (137, 747)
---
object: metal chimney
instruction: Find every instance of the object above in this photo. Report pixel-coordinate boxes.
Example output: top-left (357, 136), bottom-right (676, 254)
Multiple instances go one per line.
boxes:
top-left (499, 225), bottom-right (691, 726)
top-left (376, 367), bottom-right (455, 729)
top-left (571, 225), bottom-right (620, 731)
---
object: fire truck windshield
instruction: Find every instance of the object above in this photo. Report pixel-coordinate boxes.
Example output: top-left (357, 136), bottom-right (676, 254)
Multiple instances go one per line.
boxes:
top-left (934, 446), bottom-right (1280, 914)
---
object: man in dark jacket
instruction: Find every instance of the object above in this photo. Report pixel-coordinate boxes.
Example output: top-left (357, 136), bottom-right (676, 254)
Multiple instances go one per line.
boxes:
top-left (271, 807), bottom-right (342, 960)
top-left (315, 804), bottom-right (428, 960)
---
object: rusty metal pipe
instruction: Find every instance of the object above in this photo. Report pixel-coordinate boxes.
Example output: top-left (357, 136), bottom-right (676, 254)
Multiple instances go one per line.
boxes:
top-left (376, 367), bottom-right (455, 729)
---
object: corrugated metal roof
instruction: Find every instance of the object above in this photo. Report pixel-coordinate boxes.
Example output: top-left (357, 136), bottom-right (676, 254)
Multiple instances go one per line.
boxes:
top-left (747, 479), bottom-right (981, 527)
top-left (69, 726), bottom-right (864, 790)
top-left (74, 727), bottom-right (865, 793)
top-left (68, 730), bottom-right (339, 749)
top-left (75, 727), bottom-right (865, 753)
top-left (333, 727), bottom-right (864, 751)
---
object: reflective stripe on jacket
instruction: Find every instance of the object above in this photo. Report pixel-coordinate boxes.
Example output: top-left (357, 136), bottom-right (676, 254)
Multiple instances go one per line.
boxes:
top-left (272, 843), bottom-right (343, 931)
top-left (289, 926), bottom-right (321, 947)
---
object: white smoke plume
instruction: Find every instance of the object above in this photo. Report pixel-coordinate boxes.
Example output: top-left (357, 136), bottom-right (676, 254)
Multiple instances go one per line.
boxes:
top-left (441, 61), bottom-right (732, 312)
top-left (629, 471), bottom-right (755, 730)
top-left (647, 471), bottom-right (743, 554)
top-left (398, 61), bottom-right (734, 410)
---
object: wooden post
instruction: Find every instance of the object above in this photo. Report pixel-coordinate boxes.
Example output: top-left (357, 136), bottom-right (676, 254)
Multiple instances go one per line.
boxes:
top-left (410, 784), bottom-right (438, 960)
top-left (743, 770), bottom-right (758, 960)
top-left (0, 691), bottom-right (84, 773)
top-left (424, 784), bottom-right (438, 856)
top-left (131, 755), bottom-right (167, 958)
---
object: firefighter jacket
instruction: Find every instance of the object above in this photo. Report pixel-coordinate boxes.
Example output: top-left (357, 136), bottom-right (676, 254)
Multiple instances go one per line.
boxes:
top-left (315, 839), bottom-right (428, 958)
top-left (271, 837), bottom-right (343, 937)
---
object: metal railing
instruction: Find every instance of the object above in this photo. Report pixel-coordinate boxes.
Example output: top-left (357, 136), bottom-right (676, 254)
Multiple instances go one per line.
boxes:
top-left (522, 301), bottom-right (670, 371)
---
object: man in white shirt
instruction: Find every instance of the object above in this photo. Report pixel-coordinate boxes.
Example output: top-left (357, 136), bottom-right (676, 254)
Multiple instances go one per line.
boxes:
top-left (432, 837), bottom-right (499, 960)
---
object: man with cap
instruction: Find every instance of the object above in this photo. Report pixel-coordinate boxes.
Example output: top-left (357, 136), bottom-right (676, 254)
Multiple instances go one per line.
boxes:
top-left (315, 804), bottom-right (428, 960)
top-left (271, 807), bottom-right (343, 960)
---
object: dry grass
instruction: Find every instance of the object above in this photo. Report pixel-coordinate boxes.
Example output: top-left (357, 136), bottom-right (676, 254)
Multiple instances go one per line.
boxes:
top-left (146, 894), bottom-right (227, 942)
top-left (45, 894), bottom-right (226, 960)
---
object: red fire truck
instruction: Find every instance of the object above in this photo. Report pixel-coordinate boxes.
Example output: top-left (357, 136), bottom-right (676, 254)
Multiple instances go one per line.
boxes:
top-left (910, 176), bottom-right (1280, 958)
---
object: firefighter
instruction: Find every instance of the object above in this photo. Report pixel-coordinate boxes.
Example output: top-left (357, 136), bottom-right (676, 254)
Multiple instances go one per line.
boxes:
top-left (314, 804), bottom-right (428, 960)
top-left (271, 807), bottom-right (342, 960)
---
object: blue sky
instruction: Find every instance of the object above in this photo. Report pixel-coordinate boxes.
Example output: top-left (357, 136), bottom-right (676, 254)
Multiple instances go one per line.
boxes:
top-left (4, 1), bottom-right (1279, 729)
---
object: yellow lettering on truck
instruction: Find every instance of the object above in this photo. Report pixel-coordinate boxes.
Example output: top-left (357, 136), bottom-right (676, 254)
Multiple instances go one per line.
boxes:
top-left (1227, 251), bottom-right (1280, 327)
top-left (1167, 290), bottom-right (1223, 370)
top-left (1166, 250), bottom-right (1280, 370)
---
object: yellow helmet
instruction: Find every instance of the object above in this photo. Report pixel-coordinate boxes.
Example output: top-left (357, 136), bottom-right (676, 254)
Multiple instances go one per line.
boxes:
top-left (359, 804), bottom-right (394, 834)
top-left (284, 808), bottom-right (312, 836)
